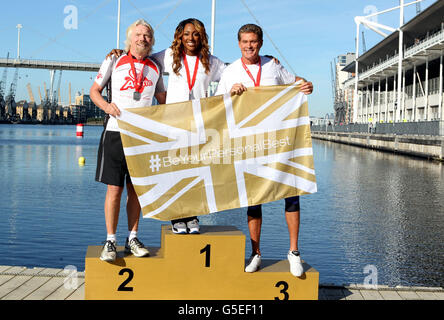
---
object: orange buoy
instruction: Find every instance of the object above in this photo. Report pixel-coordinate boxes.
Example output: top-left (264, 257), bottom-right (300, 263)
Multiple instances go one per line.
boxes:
top-left (76, 123), bottom-right (84, 138)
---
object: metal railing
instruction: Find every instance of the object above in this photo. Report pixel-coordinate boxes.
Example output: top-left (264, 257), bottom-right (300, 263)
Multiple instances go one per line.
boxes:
top-left (311, 120), bottom-right (444, 136)
top-left (344, 28), bottom-right (444, 88)
top-left (0, 58), bottom-right (101, 72)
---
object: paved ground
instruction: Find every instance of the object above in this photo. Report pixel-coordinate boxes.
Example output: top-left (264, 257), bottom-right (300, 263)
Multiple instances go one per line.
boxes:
top-left (1, 265), bottom-right (443, 300)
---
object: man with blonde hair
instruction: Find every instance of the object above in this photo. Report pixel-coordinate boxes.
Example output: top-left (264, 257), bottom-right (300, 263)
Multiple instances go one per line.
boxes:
top-left (90, 19), bottom-right (166, 262)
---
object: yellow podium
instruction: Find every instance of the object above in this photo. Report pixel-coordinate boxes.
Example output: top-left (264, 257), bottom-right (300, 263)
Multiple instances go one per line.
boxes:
top-left (85, 225), bottom-right (319, 300)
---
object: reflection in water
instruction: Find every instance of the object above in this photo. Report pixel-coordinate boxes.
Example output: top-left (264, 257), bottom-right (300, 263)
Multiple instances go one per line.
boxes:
top-left (0, 125), bottom-right (443, 287)
top-left (313, 141), bottom-right (444, 286)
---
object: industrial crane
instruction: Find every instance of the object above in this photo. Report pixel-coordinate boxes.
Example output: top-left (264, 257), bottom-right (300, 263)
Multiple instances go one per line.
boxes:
top-left (52, 70), bottom-right (62, 105)
top-left (0, 53), bottom-right (10, 99)
top-left (330, 60), bottom-right (336, 107)
top-left (42, 82), bottom-right (50, 122)
top-left (26, 83), bottom-right (35, 103)
top-left (0, 53), bottom-right (8, 120)
top-left (0, 69), bottom-right (6, 98)
top-left (55, 70), bottom-right (63, 121)
top-left (5, 67), bottom-right (19, 121)
top-left (26, 83), bottom-right (37, 121)
top-left (37, 86), bottom-right (43, 105)
top-left (7, 68), bottom-right (19, 100)
top-left (43, 82), bottom-right (48, 101)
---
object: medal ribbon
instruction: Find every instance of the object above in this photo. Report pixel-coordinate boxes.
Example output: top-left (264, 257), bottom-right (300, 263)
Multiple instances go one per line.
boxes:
top-left (129, 52), bottom-right (145, 93)
top-left (241, 56), bottom-right (261, 87)
top-left (183, 52), bottom-right (199, 93)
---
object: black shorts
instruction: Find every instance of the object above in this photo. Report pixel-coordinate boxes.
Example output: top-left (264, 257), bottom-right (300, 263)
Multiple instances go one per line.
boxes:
top-left (95, 130), bottom-right (131, 187)
top-left (247, 196), bottom-right (300, 218)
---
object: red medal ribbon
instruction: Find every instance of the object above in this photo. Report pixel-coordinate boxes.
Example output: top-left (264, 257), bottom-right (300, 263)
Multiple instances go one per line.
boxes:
top-left (183, 52), bottom-right (199, 92)
top-left (128, 52), bottom-right (145, 93)
top-left (241, 56), bottom-right (261, 87)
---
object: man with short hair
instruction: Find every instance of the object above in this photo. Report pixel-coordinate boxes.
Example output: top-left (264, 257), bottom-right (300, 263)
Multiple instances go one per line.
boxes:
top-left (215, 23), bottom-right (313, 277)
top-left (90, 19), bottom-right (166, 262)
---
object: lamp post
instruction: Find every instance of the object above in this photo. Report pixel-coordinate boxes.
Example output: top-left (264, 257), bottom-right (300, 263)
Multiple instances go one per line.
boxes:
top-left (116, 0), bottom-right (121, 49)
top-left (16, 24), bottom-right (22, 60)
top-left (211, 0), bottom-right (216, 55)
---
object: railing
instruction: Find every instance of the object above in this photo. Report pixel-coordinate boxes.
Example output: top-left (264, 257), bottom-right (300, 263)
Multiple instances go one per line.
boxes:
top-left (311, 120), bottom-right (444, 136)
top-left (0, 58), bottom-right (101, 71)
top-left (344, 28), bottom-right (444, 88)
top-left (405, 29), bottom-right (444, 59)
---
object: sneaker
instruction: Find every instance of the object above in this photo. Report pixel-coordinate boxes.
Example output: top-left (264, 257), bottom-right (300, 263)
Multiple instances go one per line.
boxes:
top-left (288, 250), bottom-right (304, 277)
top-left (245, 254), bottom-right (261, 272)
top-left (172, 222), bottom-right (187, 234)
top-left (187, 218), bottom-right (200, 234)
top-left (100, 240), bottom-right (117, 262)
top-left (125, 237), bottom-right (150, 257)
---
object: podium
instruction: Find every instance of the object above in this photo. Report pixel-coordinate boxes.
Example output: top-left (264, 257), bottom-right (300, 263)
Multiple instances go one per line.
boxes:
top-left (85, 225), bottom-right (319, 300)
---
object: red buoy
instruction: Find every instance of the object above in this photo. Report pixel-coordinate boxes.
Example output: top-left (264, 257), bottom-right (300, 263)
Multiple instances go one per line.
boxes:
top-left (76, 123), bottom-right (84, 138)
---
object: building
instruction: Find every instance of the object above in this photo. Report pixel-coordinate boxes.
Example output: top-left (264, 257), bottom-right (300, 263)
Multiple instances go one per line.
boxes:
top-left (69, 104), bottom-right (87, 124)
top-left (15, 100), bottom-right (29, 121)
top-left (341, 1), bottom-right (444, 125)
top-left (75, 92), bottom-right (105, 120)
top-left (333, 53), bottom-right (355, 124)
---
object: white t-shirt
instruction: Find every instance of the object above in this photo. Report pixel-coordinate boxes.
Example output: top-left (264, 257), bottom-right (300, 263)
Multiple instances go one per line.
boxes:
top-left (151, 48), bottom-right (226, 103)
top-left (215, 56), bottom-right (296, 95)
top-left (95, 53), bottom-right (165, 132)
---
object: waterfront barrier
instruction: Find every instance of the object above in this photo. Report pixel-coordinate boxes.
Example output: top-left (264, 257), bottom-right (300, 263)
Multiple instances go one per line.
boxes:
top-left (311, 131), bottom-right (444, 161)
top-left (311, 120), bottom-right (444, 136)
top-left (85, 225), bottom-right (319, 300)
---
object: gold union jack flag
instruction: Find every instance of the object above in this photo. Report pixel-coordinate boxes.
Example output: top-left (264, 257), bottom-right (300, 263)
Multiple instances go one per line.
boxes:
top-left (117, 83), bottom-right (317, 221)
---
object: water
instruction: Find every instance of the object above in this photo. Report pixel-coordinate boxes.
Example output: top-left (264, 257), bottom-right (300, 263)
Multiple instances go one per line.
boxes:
top-left (0, 124), bottom-right (443, 287)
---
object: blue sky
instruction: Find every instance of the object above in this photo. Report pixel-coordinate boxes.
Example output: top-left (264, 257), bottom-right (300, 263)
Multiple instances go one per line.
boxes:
top-left (0, 0), bottom-right (437, 117)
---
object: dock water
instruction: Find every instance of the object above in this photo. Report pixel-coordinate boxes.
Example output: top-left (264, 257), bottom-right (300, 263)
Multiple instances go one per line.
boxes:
top-left (1, 265), bottom-right (442, 300)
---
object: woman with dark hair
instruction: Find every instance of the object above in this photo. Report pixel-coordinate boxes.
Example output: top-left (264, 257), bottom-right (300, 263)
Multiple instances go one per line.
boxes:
top-left (151, 18), bottom-right (226, 104)
top-left (107, 18), bottom-right (226, 235)
top-left (150, 18), bottom-right (226, 234)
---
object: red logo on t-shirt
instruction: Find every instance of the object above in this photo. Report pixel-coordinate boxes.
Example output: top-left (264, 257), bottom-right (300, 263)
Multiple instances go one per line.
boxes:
top-left (96, 73), bottom-right (103, 80)
top-left (120, 68), bottom-right (153, 91)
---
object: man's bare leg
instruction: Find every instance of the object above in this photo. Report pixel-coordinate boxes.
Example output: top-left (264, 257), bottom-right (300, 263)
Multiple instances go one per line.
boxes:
top-left (104, 184), bottom-right (124, 235)
top-left (124, 181), bottom-right (149, 257)
top-left (247, 216), bottom-right (262, 255)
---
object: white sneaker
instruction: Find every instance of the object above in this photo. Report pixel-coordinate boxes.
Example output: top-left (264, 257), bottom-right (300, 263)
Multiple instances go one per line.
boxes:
top-left (288, 250), bottom-right (304, 277)
top-left (245, 254), bottom-right (261, 272)
top-left (172, 222), bottom-right (187, 234)
top-left (125, 237), bottom-right (150, 257)
top-left (187, 218), bottom-right (200, 234)
top-left (100, 240), bottom-right (117, 262)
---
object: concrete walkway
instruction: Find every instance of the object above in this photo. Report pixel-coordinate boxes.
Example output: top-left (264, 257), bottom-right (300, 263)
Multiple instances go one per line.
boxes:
top-left (1, 265), bottom-right (443, 300)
